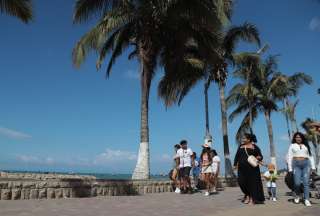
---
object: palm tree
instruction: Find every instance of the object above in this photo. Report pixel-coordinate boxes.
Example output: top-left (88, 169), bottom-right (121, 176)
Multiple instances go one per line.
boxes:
top-left (158, 23), bottom-right (260, 178)
top-left (227, 55), bottom-right (311, 167)
top-left (72, 0), bottom-right (231, 179)
top-left (302, 118), bottom-right (320, 174)
top-left (277, 72), bottom-right (312, 139)
top-left (0, 0), bottom-right (33, 23)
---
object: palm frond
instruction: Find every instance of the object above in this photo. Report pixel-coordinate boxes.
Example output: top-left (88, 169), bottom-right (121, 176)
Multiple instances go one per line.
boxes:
top-left (0, 0), bottom-right (33, 23)
top-left (223, 22), bottom-right (260, 59)
top-left (73, 0), bottom-right (123, 23)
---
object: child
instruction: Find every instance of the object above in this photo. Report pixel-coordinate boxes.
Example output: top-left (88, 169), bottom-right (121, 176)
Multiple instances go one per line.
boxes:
top-left (264, 164), bottom-right (278, 201)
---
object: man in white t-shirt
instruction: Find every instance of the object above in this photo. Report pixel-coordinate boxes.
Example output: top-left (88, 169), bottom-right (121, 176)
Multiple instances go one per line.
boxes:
top-left (175, 140), bottom-right (194, 194)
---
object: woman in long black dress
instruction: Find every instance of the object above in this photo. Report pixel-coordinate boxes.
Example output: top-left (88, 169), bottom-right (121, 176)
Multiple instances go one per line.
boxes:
top-left (234, 133), bottom-right (265, 204)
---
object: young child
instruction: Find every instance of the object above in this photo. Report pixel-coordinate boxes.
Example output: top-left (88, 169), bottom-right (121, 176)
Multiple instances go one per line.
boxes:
top-left (264, 164), bottom-right (278, 201)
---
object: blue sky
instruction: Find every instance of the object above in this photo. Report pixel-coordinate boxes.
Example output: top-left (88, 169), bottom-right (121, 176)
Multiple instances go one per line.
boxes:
top-left (0, 0), bottom-right (319, 174)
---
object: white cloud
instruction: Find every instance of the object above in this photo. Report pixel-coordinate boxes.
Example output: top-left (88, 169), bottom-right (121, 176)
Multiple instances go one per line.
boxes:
top-left (16, 155), bottom-right (55, 165)
top-left (93, 148), bottom-right (137, 165)
top-left (309, 17), bottom-right (320, 31)
top-left (124, 70), bottom-right (140, 80)
top-left (0, 126), bottom-right (32, 140)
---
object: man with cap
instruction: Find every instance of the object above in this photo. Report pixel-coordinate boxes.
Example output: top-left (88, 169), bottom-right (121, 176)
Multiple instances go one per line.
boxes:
top-left (175, 140), bottom-right (194, 194)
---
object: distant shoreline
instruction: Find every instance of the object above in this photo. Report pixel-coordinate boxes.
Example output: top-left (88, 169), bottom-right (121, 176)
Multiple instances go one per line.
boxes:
top-left (1, 170), bottom-right (169, 180)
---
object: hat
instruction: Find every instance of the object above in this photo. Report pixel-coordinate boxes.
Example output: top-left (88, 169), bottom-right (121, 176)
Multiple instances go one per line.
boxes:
top-left (268, 163), bottom-right (275, 171)
top-left (202, 142), bottom-right (212, 148)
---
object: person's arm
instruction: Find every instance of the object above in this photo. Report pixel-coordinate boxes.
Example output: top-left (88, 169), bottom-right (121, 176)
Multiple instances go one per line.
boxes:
top-left (190, 150), bottom-right (195, 167)
top-left (254, 145), bottom-right (263, 161)
top-left (309, 154), bottom-right (316, 171)
top-left (233, 148), bottom-right (240, 169)
top-left (263, 172), bottom-right (270, 181)
top-left (287, 145), bottom-right (293, 172)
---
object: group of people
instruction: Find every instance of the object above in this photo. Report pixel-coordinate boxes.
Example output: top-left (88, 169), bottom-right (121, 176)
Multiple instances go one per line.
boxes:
top-left (171, 139), bottom-right (220, 196)
top-left (170, 128), bottom-right (318, 207)
top-left (233, 131), bottom-right (316, 206)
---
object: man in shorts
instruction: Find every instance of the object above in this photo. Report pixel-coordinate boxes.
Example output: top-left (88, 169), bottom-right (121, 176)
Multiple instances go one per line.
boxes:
top-left (175, 140), bottom-right (194, 194)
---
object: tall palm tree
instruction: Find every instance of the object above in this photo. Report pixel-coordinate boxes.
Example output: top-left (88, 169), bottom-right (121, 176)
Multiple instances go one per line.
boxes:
top-left (72, 0), bottom-right (231, 179)
top-left (227, 55), bottom-right (311, 167)
top-left (0, 0), bottom-right (33, 23)
top-left (302, 118), bottom-right (320, 174)
top-left (158, 23), bottom-right (260, 178)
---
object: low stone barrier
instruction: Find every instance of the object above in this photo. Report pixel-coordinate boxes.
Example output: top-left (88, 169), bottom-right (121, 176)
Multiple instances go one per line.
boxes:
top-left (0, 172), bottom-right (237, 200)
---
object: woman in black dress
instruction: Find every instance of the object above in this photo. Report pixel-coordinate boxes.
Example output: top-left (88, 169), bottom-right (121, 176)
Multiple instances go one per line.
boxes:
top-left (234, 133), bottom-right (265, 204)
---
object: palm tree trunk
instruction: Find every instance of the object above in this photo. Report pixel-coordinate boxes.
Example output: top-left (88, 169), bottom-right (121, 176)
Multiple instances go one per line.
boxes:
top-left (246, 65), bottom-right (254, 134)
top-left (204, 82), bottom-right (211, 139)
top-left (132, 49), bottom-right (152, 180)
top-left (218, 82), bottom-right (235, 178)
top-left (283, 99), bottom-right (291, 141)
top-left (264, 110), bottom-right (277, 167)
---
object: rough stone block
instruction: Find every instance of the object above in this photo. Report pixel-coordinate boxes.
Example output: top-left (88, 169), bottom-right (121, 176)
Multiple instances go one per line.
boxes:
top-left (63, 188), bottom-right (71, 198)
top-left (55, 189), bottom-right (63, 198)
top-left (1, 189), bottom-right (11, 200)
top-left (0, 182), bottom-right (8, 189)
top-left (97, 187), bottom-right (103, 196)
top-left (39, 189), bottom-right (47, 199)
top-left (21, 189), bottom-right (30, 200)
top-left (91, 187), bottom-right (97, 197)
top-left (23, 182), bottom-right (36, 189)
top-left (30, 189), bottom-right (39, 199)
top-left (47, 188), bottom-right (55, 199)
top-left (11, 189), bottom-right (21, 200)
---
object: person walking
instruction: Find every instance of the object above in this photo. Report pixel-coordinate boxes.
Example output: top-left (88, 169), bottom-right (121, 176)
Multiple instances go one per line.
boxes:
top-left (211, 149), bottom-right (220, 193)
top-left (201, 143), bottom-right (213, 196)
top-left (234, 133), bottom-right (265, 204)
top-left (287, 132), bottom-right (316, 207)
top-left (175, 140), bottom-right (194, 194)
top-left (263, 163), bottom-right (278, 201)
top-left (192, 152), bottom-right (201, 190)
top-left (172, 144), bottom-right (181, 193)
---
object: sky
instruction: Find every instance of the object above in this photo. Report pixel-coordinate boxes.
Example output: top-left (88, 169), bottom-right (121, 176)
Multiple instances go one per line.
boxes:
top-left (0, 0), bottom-right (319, 175)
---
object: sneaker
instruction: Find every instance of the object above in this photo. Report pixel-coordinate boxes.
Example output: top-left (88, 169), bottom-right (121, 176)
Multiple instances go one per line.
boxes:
top-left (204, 192), bottom-right (210, 196)
top-left (212, 188), bottom-right (217, 193)
top-left (174, 188), bottom-right (181, 194)
top-left (304, 200), bottom-right (312, 207)
top-left (272, 198), bottom-right (277, 202)
top-left (294, 198), bottom-right (300, 204)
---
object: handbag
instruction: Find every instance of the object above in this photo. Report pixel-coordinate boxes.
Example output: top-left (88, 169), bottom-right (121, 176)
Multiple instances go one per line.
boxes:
top-left (245, 147), bottom-right (259, 167)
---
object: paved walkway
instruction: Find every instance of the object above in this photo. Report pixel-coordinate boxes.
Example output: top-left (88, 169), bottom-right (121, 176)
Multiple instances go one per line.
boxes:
top-left (0, 181), bottom-right (318, 216)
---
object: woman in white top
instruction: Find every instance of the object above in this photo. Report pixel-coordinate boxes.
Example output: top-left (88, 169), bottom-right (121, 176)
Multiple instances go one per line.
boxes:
top-left (287, 132), bottom-right (316, 207)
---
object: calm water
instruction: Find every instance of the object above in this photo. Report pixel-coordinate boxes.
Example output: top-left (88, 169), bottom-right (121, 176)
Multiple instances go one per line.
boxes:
top-left (3, 170), bottom-right (168, 180)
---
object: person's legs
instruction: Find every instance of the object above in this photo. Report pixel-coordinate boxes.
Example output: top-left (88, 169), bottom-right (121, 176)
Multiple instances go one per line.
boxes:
top-left (293, 160), bottom-right (302, 199)
top-left (271, 187), bottom-right (277, 199)
top-left (301, 160), bottom-right (311, 201)
top-left (267, 187), bottom-right (272, 199)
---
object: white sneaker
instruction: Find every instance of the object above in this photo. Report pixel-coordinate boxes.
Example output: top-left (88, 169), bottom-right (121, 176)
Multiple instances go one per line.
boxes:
top-left (204, 192), bottom-right (210, 196)
top-left (212, 188), bottom-right (217, 193)
top-left (304, 200), bottom-right (312, 207)
top-left (175, 188), bottom-right (181, 194)
top-left (294, 198), bottom-right (300, 204)
top-left (272, 198), bottom-right (277, 202)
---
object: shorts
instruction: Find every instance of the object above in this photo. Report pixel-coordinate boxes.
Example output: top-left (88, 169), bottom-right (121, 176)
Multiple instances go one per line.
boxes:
top-left (179, 167), bottom-right (191, 178)
top-left (202, 166), bottom-right (213, 174)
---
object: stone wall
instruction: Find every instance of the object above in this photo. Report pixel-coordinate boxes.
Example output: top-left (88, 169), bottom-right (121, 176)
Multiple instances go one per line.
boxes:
top-left (0, 172), bottom-right (236, 200)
